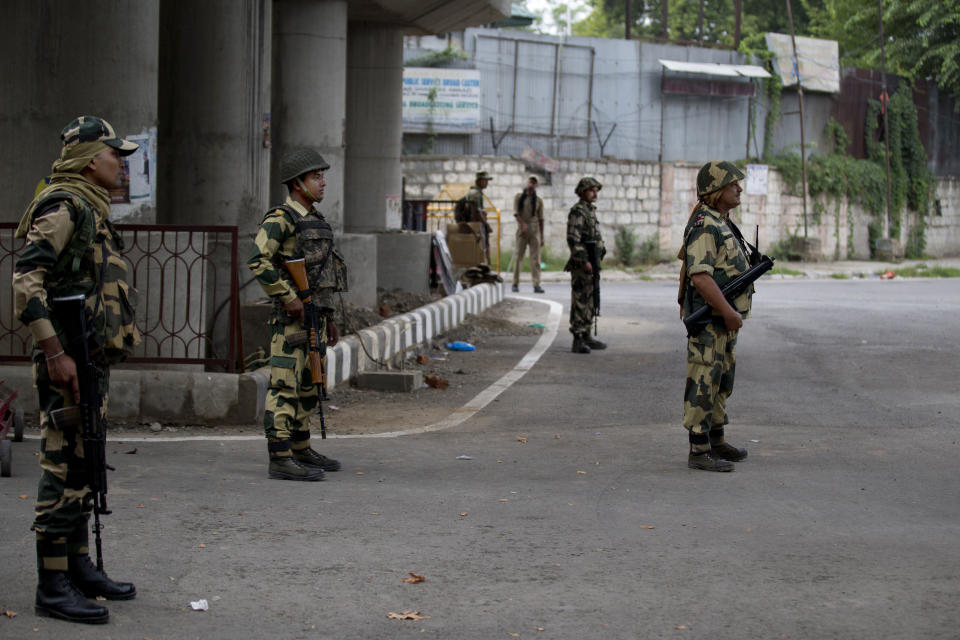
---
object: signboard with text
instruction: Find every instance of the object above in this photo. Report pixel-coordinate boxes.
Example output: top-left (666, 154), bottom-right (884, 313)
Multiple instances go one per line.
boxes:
top-left (402, 67), bottom-right (482, 134)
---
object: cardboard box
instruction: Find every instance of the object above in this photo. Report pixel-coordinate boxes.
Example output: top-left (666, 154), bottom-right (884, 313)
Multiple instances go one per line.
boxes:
top-left (446, 223), bottom-right (486, 267)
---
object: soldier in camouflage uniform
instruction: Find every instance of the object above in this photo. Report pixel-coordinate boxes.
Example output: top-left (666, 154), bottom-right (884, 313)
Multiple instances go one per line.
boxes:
top-left (565, 177), bottom-right (607, 354)
top-left (454, 170), bottom-right (493, 262)
top-left (13, 116), bottom-right (141, 624)
top-left (678, 161), bottom-right (753, 472)
top-left (248, 148), bottom-right (346, 481)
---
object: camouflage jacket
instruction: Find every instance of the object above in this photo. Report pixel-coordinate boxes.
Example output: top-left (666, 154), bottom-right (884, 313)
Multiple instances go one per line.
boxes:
top-left (248, 196), bottom-right (342, 321)
top-left (13, 188), bottom-right (140, 361)
top-left (680, 204), bottom-right (753, 319)
top-left (564, 200), bottom-right (605, 271)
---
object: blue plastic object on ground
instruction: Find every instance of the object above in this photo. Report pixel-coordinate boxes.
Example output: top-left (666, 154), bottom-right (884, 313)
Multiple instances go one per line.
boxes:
top-left (446, 341), bottom-right (476, 351)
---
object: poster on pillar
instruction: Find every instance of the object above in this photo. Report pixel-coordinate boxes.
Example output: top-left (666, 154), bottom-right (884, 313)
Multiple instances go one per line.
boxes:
top-left (386, 194), bottom-right (402, 229)
top-left (402, 68), bottom-right (481, 133)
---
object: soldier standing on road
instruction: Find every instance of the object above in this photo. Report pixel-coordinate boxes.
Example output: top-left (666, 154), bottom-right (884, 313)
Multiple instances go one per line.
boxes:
top-left (13, 116), bottom-right (141, 624)
top-left (678, 161), bottom-right (753, 472)
top-left (455, 170), bottom-right (494, 262)
top-left (248, 149), bottom-right (346, 481)
top-left (511, 175), bottom-right (545, 294)
top-left (565, 177), bottom-right (607, 354)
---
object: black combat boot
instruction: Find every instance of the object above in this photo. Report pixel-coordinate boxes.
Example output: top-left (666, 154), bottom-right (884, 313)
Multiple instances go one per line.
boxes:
top-left (533, 285), bottom-right (545, 293)
top-left (511, 284), bottom-right (519, 292)
top-left (35, 569), bottom-right (109, 624)
top-left (68, 554), bottom-right (137, 601)
top-left (269, 456), bottom-right (325, 481)
top-left (584, 334), bottom-right (607, 350)
top-left (709, 428), bottom-right (747, 461)
top-left (688, 449), bottom-right (735, 472)
top-left (571, 333), bottom-right (591, 354)
top-left (292, 447), bottom-right (342, 472)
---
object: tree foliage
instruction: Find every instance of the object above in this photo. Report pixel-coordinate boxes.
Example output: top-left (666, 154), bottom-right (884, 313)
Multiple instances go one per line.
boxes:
top-left (572, 0), bottom-right (959, 98)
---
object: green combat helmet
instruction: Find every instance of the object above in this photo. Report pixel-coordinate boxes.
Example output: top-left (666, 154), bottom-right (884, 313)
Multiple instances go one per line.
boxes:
top-left (61, 116), bottom-right (138, 155)
top-left (575, 176), bottom-right (602, 196)
top-left (279, 148), bottom-right (330, 184)
top-left (696, 161), bottom-right (745, 197)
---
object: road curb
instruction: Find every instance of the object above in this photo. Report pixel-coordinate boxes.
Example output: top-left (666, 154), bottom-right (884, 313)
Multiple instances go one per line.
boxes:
top-left (0, 282), bottom-right (504, 426)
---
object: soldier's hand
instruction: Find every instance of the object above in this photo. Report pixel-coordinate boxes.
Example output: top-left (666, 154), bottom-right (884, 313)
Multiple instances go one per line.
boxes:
top-left (722, 309), bottom-right (743, 332)
top-left (48, 354), bottom-right (80, 403)
top-left (583, 261), bottom-right (593, 274)
top-left (283, 297), bottom-right (304, 320)
top-left (327, 320), bottom-right (339, 347)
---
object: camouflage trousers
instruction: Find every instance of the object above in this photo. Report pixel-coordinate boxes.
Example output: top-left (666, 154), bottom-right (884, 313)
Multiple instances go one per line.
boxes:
top-left (32, 351), bottom-right (108, 570)
top-left (512, 230), bottom-right (541, 287)
top-left (682, 322), bottom-right (738, 451)
top-left (568, 268), bottom-right (596, 334)
top-left (263, 317), bottom-right (326, 456)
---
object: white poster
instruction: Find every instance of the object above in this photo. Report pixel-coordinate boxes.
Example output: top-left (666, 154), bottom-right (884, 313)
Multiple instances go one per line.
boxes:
top-left (402, 67), bottom-right (482, 133)
top-left (745, 164), bottom-right (769, 196)
top-left (765, 33), bottom-right (840, 94)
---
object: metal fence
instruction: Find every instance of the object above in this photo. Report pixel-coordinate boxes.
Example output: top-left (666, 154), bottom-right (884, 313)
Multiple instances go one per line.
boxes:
top-left (0, 223), bottom-right (240, 372)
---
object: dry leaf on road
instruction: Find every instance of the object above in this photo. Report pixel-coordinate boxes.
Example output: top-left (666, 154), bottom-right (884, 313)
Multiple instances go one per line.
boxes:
top-left (3, 610), bottom-right (16, 618)
top-left (402, 572), bottom-right (425, 583)
top-left (516, 437), bottom-right (527, 443)
top-left (387, 610), bottom-right (430, 620)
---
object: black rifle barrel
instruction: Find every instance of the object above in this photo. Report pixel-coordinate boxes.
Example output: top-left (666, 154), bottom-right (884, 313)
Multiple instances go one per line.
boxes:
top-left (682, 256), bottom-right (775, 337)
top-left (51, 294), bottom-right (111, 572)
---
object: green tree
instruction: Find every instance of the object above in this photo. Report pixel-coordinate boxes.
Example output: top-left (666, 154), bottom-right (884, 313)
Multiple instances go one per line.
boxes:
top-left (806, 0), bottom-right (960, 98)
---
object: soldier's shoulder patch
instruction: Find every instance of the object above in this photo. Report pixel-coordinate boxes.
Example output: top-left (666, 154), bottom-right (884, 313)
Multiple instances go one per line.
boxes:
top-left (691, 214), bottom-right (705, 227)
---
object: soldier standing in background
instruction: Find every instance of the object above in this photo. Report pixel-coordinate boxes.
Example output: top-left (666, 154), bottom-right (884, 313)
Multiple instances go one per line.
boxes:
top-left (511, 175), bottom-right (545, 294)
top-left (13, 116), bottom-right (141, 624)
top-left (678, 161), bottom-right (753, 472)
top-left (565, 177), bottom-right (608, 354)
top-left (248, 149), bottom-right (346, 481)
top-left (455, 170), bottom-right (494, 262)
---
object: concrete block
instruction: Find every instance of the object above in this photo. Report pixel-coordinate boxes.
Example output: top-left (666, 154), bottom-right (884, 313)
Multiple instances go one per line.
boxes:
top-left (107, 371), bottom-right (142, 421)
top-left (240, 367), bottom-right (271, 423)
top-left (338, 232), bottom-right (378, 308)
top-left (140, 370), bottom-right (190, 422)
top-left (377, 231), bottom-right (432, 294)
top-left (192, 372), bottom-right (240, 421)
top-left (355, 369), bottom-right (423, 392)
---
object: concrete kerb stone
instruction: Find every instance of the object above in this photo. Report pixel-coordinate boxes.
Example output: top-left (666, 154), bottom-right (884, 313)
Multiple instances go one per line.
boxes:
top-left (0, 283), bottom-right (504, 426)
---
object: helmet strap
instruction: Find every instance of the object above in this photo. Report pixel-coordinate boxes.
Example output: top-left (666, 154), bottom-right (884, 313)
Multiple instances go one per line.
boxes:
top-left (296, 177), bottom-right (320, 203)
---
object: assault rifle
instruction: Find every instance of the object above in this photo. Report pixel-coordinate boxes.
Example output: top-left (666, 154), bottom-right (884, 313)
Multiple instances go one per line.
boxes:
top-left (49, 294), bottom-right (111, 572)
top-left (284, 259), bottom-right (328, 439)
top-left (683, 254), bottom-right (775, 337)
top-left (584, 240), bottom-right (601, 334)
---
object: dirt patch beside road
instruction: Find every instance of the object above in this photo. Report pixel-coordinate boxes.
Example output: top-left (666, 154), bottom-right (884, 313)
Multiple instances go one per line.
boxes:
top-left (324, 297), bottom-right (547, 435)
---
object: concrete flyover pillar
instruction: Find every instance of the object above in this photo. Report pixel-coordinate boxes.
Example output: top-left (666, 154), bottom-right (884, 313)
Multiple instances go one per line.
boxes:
top-left (0, 0), bottom-right (159, 223)
top-left (271, 0), bottom-right (347, 231)
top-left (157, 0), bottom-right (271, 237)
top-left (345, 22), bottom-right (404, 233)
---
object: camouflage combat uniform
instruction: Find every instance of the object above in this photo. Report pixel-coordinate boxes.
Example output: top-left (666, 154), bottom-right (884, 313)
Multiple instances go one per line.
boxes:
top-left (680, 202), bottom-right (753, 453)
top-left (564, 195), bottom-right (605, 335)
top-left (13, 116), bottom-right (140, 616)
top-left (248, 196), bottom-right (343, 459)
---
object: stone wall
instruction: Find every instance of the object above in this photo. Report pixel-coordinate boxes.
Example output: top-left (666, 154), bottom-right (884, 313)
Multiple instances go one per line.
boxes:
top-left (402, 155), bottom-right (960, 262)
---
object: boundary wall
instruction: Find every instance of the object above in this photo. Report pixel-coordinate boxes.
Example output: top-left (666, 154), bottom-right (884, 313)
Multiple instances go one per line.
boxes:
top-left (403, 156), bottom-right (960, 261)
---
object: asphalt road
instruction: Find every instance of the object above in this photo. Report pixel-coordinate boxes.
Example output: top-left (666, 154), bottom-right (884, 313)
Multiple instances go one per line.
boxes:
top-left (1, 278), bottom-right (958, 639)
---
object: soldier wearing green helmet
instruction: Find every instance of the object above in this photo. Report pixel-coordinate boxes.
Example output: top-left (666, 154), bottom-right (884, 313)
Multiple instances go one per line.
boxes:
top-left (564, 177), bottom-right (608, 353)
top-left (248, 148), bottom-right (346, 481)
top-left (677, 160), bottom-right (754, 471)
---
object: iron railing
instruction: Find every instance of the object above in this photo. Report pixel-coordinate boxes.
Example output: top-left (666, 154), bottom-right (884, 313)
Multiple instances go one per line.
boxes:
top-left (0, 223), bottom-right (240, 372)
